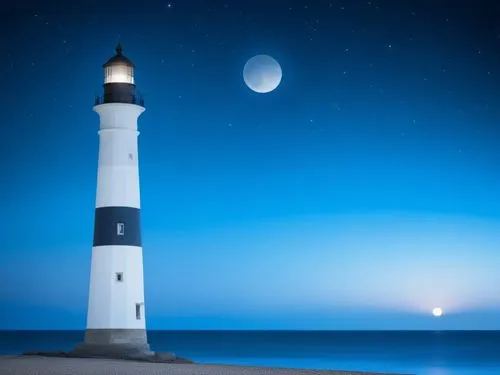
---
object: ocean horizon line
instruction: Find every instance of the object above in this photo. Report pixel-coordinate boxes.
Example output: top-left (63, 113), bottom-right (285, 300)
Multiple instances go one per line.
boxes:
top-left (1, 329), bottom-right (499, 332)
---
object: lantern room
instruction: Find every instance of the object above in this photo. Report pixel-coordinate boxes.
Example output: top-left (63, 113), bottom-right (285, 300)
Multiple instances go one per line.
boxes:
top-left (96, 44), bottom-right (143, 106)
top-left (103, 44), bottom-right (135, 84)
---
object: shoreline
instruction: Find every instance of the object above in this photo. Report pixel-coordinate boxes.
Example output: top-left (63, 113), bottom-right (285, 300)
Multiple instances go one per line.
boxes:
top-left (0, 355), bottom-right (413, 375)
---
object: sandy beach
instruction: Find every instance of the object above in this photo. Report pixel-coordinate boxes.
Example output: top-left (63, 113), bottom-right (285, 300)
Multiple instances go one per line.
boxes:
top-left (0, 356), bottom-right (411, 375)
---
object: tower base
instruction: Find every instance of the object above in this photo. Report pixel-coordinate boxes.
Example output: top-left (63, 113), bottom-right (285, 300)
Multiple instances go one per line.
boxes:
top-left (23, 327), bottom-right (194, 363)
top-left (71, 329), bottom-right (152, 359)
top-left (70, 343), bottom-right (153, 359)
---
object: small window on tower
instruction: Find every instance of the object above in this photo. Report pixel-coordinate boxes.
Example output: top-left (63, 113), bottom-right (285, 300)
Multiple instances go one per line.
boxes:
top-left (116, 272), bottom-right (123, 282)
top-left (128, 153), bottom-right (133, 160)
top-left (117, 222), bottom-right (125, 236)
top-left (136, 303), bottom-right (141, 320)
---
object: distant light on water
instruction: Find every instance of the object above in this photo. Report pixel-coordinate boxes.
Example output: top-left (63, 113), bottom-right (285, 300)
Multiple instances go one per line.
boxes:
top-left (432, 307), bottom-right (443, 317)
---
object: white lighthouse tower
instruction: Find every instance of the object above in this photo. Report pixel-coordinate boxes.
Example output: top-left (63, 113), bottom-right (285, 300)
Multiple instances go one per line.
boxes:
top-left (74, 45), bottom-right (150, 357)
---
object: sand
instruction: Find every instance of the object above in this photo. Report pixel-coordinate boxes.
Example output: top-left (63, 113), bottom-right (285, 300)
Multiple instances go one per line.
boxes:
top-left (0, 356), bottom-right (412, 375)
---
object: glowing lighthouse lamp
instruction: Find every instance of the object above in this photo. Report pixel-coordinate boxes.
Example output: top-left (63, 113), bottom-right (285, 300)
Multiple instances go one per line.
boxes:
top-left (104, 47), bottom-right (135, 85)
top-left (74, 44), bottom-right (149, 357)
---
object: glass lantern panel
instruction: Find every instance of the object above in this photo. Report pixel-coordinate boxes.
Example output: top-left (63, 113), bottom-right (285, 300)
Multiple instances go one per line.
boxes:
top-left (104, 65), bottom-right (134, 84)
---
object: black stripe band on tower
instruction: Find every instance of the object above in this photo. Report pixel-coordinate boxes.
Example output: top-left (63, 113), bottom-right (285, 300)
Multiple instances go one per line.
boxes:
top-left (93, 207), bottom-right (142, 247)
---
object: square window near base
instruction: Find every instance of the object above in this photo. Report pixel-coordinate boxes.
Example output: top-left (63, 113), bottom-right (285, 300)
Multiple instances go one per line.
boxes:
top-left (116, 272), bottom-right (123, 282)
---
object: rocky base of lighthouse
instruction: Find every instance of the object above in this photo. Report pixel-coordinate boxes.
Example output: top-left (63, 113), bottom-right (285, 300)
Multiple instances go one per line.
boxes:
top-left (22, 349), bottom-right (194, 364)
top-left (23, 329), bottom-right (193, 364)
top-left (70, 342), bottom-right (153, 358)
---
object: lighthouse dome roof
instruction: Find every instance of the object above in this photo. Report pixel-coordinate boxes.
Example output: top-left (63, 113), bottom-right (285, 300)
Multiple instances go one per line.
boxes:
top-left (103, 44), bottom-right (135, 68)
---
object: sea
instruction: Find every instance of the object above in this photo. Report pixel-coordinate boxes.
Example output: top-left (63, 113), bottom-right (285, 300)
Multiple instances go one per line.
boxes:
top-left (1, 330), bottom-right (499, 375)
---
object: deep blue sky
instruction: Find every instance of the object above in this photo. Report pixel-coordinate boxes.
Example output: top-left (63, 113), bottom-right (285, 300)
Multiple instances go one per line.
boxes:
top-left (1, 0), bottom-right (500, 330)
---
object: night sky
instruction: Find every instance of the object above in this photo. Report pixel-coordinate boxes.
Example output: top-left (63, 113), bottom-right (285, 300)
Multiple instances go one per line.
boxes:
top-left (2, 0), bottom-right (500, 330)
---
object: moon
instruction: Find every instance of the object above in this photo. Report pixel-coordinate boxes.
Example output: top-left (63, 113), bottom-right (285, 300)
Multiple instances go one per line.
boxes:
top-left (243, 54), bottom-right (282, 93)
top-left (432, 307), bottom-right (443, 317)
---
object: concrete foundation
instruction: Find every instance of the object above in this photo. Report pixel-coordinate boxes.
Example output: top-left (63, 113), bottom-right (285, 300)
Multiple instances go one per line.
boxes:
top-left (83, 329), bottom-right (148, 346)
top-left (69, 329), bottom-right (152, 359)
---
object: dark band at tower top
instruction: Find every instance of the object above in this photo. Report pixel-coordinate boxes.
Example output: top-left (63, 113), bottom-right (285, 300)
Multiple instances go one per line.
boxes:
top-left (96, 44), bottom-right (144, 107)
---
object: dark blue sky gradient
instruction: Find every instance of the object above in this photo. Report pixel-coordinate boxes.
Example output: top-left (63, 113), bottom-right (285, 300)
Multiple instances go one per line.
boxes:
top-left (1, 0), bottom-right (500, 329)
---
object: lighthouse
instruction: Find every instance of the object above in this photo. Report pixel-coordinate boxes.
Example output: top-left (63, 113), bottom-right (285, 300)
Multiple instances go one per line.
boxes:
top-left (75, 45), bottom-right (150, 357)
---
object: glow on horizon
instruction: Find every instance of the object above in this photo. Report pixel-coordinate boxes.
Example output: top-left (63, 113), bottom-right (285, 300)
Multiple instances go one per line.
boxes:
top-left (142, 212), bottom-right (500, 315)
top-left (432, 308), bottom-right (443, 317)
top-left (2, 212), bottom-right (500, 329)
